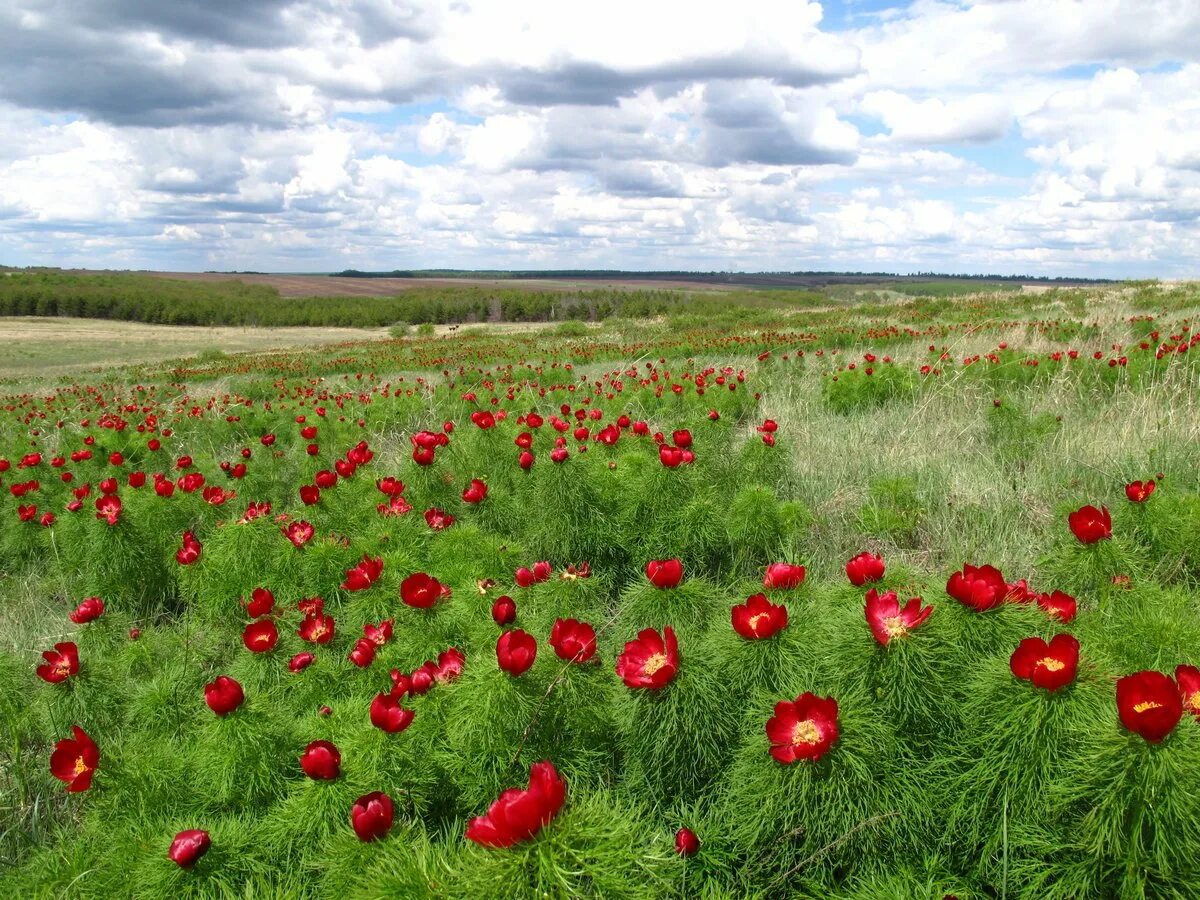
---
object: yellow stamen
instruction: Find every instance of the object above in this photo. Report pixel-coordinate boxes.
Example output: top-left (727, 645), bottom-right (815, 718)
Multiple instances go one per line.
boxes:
top-left (748, 613), bottom-right (770, 633)
top-left (643, 653), bottom-right (668, 676)
top-left (1038, 657), bottom-right (1065, 672)
top-left (73, 757), bottom-right (89, 777)
top-left (1133, 700), bottom-right (1163, 713)
top-left (791, 719), bottom-right (821, 746)
top-left (882, 616), bottom-right (907, 639)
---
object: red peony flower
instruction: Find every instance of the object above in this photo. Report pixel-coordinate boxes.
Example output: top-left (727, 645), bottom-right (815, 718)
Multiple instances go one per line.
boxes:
top-left (845, 551), bottom-right (885, 586)
top-left (298, 611), bottom-right (335, 644)
top-left (1125, 480), bottom-right (1156, 503)
top-left (289, 652), bottom-right (315, 673)
top-left (242, 619), bottom-right (279, 653)
top-left (1068, 504), bottom-right (1112, 544)
top-left (675, 827), bottom-right (700, 857)
top-left (351, 791), bottom-right (394, 842)
top-left (864, 589), bottom-right (933, 645)
top-left (363, 619), bottom-right (393, 646)
top-left (37, 641), bottom-right (79, 683)
top-left (204, 675), bottom-right (244, 716)
top-left (425, 507), bottom-right (455, 530)
top-left (349, 638), bottom-right (378, 668)
top-left (436, 647), bottom-right (466, 683)
top-left (176, 530), bottom-right (202, 565)
top-left (299, 484), bottom-right (321, 506)
top-left (766, 693), bottom-right (840, 763)
top-left (243, 587), bottom-right (276, 618)
top-left (497, 629), bottom-right (538, 676)
top-left (1037, 590), bottom-right (1077, 623)
top-left (1116, 670), bottom-right (1183, 743)
top-left (465, 760), bottom-right (566, 848)
top-left (284, 520), bottom-right (314, 547)
top-left (616, 627), bottom-right (679, 689)
top-left (401, 572), bottom-right (450, 608)
top-left (762, 562), bottom-right (806, 590)
top-left (299, 740), bottom-right (341, 780)
top-left (94, 494), bottom-right (122, 526)
top-left (1176, 665), bottom-right (1200, 720)
top-left (342, 555), bottom-right (383, 591)
top-left (550, 618), bottom-right (597, 663)
top-left (946, 563), bottom-right (1008, 611)
top-left (1010, 634), bottom-right (1080, 691)
top-left (462, 478), bottom-right (488, 504)
top-left (370, 692), bottom-right (415, 733)
top-left (49, 724), bottom-right (99, 792)
top-left (69, 596), bottom-right (105, 624)
top-left (645, 558), bottom-right (683, 589)
top-left (731, 593), bottom-right (788, 640)
top-left (492, 595), bottom-right (517, 625)
top-left (168, 829), bottom-right (212, 869)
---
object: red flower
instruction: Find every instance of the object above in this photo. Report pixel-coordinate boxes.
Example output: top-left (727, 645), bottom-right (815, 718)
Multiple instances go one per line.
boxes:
top-left (69, 596), bottom-right (105, 624)
top-left (1037, 590), bottom-right (1078, 623)
top-left (845, 551), bottom-right (885, 587)
top-left (342, 555), bottom-right (383, 591)
top-left (49, 725), bottom-right (99, 792)
top-left (349, 638), bottom-right (378, 668)
top-left (299, 484), bottom-right (321, 506)
top-left (762, 562), bottom-right (806, 590)
top-left (731, 593), bottom-right (788, 640)
top-left (1010, 634), bottom-right (1079, 691)
top-left (462, 479), bottom-right (488, 504)
top-left (550, 618), bottom-right (597, 663)
top-left (515, 561), bottom-right (552, 587)
top-left (1068, 504), bottom-right (1112, 544)
top-left (864, 589), bottom-right (933, 645)
top-left (204, 675), bottom-right (244, 716)
top-left (243, 587), bottom-right (276, 618)
top-left (946, 563), bottom-right (1008, 611)
top-left (401, 572), bottom-right (450, 608)
top-left (1125, 480), bottom-right (1156, 503)
top-left (497, 629), bottom-right (538, 676)
top-left (766, 693), bottom-right (840, 763)
top-left (518, 450), bottom-right (535, 470)
top-left (242, 619), bottom-right (279, 653)
top-left (298, 611), bottom-right (335, 644)
top-left (1116, 670), bottom-right (1183, 743)
top-left (492, 595), bottom-right (517, 625)
top-left (363, 619), bottom-right (393, 646)
top-left (176, 530), bottom-right (202, 565)
top-left (37, 641), bottom-right (80, 683)
top-left (675, 827), bottom-right (700, 857)
top-left (465, 760), bottom-right (566, 848)
top-left (425, 507), bottom-right (455, 530)
top-left (351, 791), bottom-right (394, 842)
top-left (616, 627), bottom-right (679, 690)
top-left (436, 647), bottom-right (466, 683)
top-left (94, 494), bottom-right (122, 525)
top-left (168, 829), bottom-right (212, 869)
top-left (284, 520), bottom-right (314, 547)
top-left (370, 692), bottom-right (414, 732)
top-left (289, 652), bottom-right (315, 672)
top-left (1176, 665), bottom-right (1200, 720)
top-left (299, 740), bottom-right (341, 780)
top-left (645, 558), bottom-right (683, 589)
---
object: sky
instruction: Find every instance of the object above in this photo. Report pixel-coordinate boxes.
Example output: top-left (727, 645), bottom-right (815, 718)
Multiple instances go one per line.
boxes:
top-left (0, 0), bottom-right (1197, 277)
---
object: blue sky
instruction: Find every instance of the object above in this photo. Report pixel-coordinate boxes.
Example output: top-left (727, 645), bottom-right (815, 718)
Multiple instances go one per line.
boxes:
top-left (0, 0), bottom-right (1197, 277)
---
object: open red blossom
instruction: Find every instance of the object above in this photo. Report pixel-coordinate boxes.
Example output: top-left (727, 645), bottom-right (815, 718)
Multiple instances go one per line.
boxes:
top-left (497, 629), bottom-right (538, 676)
top-left (377, 476), bottom-right (405, 496)
top-left (1037, 590), bottom-right (1078, 623)
top-left (515, 561), bottom-right (552, 587)
top-left (766, 693), bottom-right (840, 763)
top-left (1125, 480), bottom-right (1156, 503)
top-left (204, 675), bottom-right (244, 716)
top-left (299, 740), bottom-right (341, 780)
top-left (50, 725), bottom-right (99, 792)
top-left (424, 507), bottom-right (455, 530)
top-left (342, 555), bottom-right (383, 591)
top-left (37, 641), bottom-right (80, 683)
top-left (1068, 504), bottom-right (1112, 544)
top-left (462, 478), bottom-right (488, 504)
top-left (351, 792), bottom-right (394, 842)
top-left (298, 611), bottom-right (335, 644)
top-left (645, 558), bottom-right (683, 589)
top-left (550, 618), bottom-right (597, 662)
top-left (616, 627), bottom-right (679, 690)
top-left (289, 652), bottom-right (315, 673)
top-left (242, 619), bottom-right (279, 653)
top-left (864, 589), bottom-right (933, 645)
top-left (465, 761), bottom-right (567, 848)
top-left (1176, 665), bottom-right (1200, 720)
top-left (1116, 670), bottom-right (1183, 743)
top-left (946, 563), bottom-right (1008, 611)
top-left (69, 597), bottom-right (105, 624)
top-left (492, 595), bottom-right (517, 625)
top-left (845, 552), bottom-right (885, 586)
top-left (168, 829), bottom-right (211, 869)
top-left (176, 530), bottom-right (202, 565)
top-left (675, 827), bottom-right (700, 857)
top-left (763, 562), bottom-right (806, 590)
top-left (94, 494), bottom-right (122, 525)
top-left (349, 638), bottom-right (378, 668)
top-left (436, 647), bottom-right (466, 683)
top-left (731, 593), bottom-right (788, 640)
top-left (1010, 634), bottom-right (1080, 691)
top-left (284, 520), bottom-right (314, 547)
top-left (369, 692), bottom-right (414, 733)
top-left (401, 572), bottom-right (450, 608)
top-left (363, 619), bottom-right (393, 646)
top-left (299, 484), bottom-right (321, 506)
top-left (244, 587), bottom-right (276, 618)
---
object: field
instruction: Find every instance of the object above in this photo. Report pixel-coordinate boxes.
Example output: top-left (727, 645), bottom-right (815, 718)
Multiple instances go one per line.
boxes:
top-left (2, 279), bottom-right (1200, 898)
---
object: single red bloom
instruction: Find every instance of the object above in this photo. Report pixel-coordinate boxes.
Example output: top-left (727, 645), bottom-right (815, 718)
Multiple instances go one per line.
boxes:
top-left (289, 652), bottom-right (315, 673)
top-left (369, 692), bottom-right (414, 732)
top-left (242, 619), bottom-right (279, 653)
top-left (284, 520), bottom-right (314, 547)
top-left (946, 563), bottom-right (1008, 611)
top-left (298, 611), bottom-right (335, 644)
top-left (845, 551), bottom-right (885, 586)
top-left (69, 597), bottom-right (105, 624)
top-left (299, 484), bottom-right (321, 506)
top-left (462, 478), bottom-right (488, 504)
top-left (675, 827), bottom-right (700, 857)
top-left (497, 629), bottom-right (538, 676)
top-left (436, 647), bottom-right (466, 683)
top-left (766, 693), bottom-right (840, 763)
top-left (37, 641), bottom-right (80, 683)
top-left (864, 589), bottom-right (933, 645)
top-left (49, 724), bottom-right (99, 792)
top-left (244, 587), bottom-right (275, 618)
top-left (351, 791), bottom-right (394, 842)
top-left (176, 530), bottom-right (202, 565)
top-left (645, 558), bottom-right (683, 589)
top-left (425, 507), bottom-right (455, 530)
top-left (342, 555), bottom-right (383, 591)
top-left (401, 573), bottom-right (449, 608)
top-left (492, 595), bottom-right (517, 626)
top-left (1068, 505), bottom-right (1112, 544)
top-left (762, 562), bottom-right (806, 590)
top-left (363, 619), bottom-right (393, 646)
top-left (94, 494), bottom-right (122, 525)
top-left (204, 675), bottom-right (244, 716)
top-left (550, 618), bottom-right (597, 662)
top-left (1176, 665), bottom-right (1200, 720)
top-left (1037, 590), bottom-right (1077, 623)
top-left (1125, 480), bottom-right (1156, 503)
top-left (616, 627), bottom-right (679, 690)
top-left (168, 829), bottom-right (211, 869)
top-left (731, 593), bottom-right (788, 640)
top-left (299, 740), bottom-right (341, 780)
top-left (1116, 670), bottom-right (1183, 743)
top-left (1010, 634), bottom-right (1080, 691)
top-left (349, 638), bottom-right (378, 668)
top-left (465, 760), bottom-right (566, 848)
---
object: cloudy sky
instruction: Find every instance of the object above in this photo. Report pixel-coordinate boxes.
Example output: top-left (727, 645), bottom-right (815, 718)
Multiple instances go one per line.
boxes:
top-left (0, 0), bottom-right (1197, 277)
